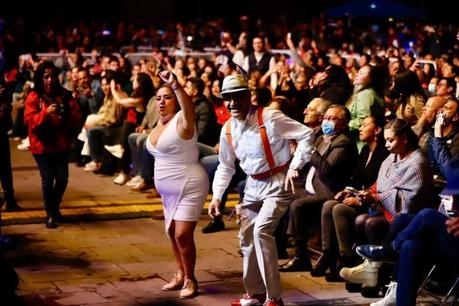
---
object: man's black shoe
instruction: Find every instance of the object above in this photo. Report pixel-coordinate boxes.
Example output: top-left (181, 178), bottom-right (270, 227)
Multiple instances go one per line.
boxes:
top-left (201, 218), bottom-right (225, 234)
top-left (356, 244), bottom-right (398, 263)
top-left (325, 271), bottom-right (345, 282)
top-left (278, 256), bottom-right (312, 272)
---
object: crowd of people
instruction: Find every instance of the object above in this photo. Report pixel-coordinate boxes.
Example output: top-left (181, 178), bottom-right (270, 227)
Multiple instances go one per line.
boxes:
top-left (1, 13), bottom-right (459, 306)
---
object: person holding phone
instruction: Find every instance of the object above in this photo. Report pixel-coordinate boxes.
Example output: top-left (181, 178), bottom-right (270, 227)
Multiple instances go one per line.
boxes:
top-left (428, 97), bottom-right (459, 176)
top-left (24, 61), bottom-right (81, 228)
top-left (311, 115), bottom-right (388, 280)
top-left (352, 158), bottom-right (459, 306)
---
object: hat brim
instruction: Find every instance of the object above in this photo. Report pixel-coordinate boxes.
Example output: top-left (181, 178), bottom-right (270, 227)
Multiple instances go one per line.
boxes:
top-left (218, 87), bottom-right (250, 98)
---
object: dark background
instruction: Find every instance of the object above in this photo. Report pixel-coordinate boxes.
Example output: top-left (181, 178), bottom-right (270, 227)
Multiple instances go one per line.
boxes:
top-left (1, 0), bottom-right (457, 26)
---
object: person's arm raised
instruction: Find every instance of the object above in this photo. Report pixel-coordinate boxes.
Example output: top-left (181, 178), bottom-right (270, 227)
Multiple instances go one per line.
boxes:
top-left (158, 71), bottom-right (195, 139)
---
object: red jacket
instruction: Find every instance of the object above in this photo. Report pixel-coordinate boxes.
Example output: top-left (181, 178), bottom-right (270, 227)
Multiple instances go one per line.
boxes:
top-left (24, 91), bottom-right (81, 154)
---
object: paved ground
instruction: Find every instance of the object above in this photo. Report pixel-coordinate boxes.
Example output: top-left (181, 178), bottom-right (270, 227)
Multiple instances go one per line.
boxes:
top-left (1, 140), bottom-right (442, 305)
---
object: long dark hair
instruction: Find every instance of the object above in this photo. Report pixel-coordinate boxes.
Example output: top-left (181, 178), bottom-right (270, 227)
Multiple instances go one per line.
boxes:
top-left (132, 72), bottom-right (155, 103)
top-left (32, 61), bottom-right (62, 97)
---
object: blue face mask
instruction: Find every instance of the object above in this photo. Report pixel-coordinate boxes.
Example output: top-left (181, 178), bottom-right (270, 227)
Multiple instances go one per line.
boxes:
top-left (321, 120), bottom-right (337, 136)
top-left (428, 83), bottom-right (436, 95)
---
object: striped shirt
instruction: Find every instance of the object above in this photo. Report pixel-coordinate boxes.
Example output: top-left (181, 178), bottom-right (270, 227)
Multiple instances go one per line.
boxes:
top-left (377, 149), bottom-right (434, 218)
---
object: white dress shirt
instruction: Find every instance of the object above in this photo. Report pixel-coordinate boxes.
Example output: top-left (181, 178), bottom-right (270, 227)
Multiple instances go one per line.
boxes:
top-left (212, 108), bottom-right (314, 201)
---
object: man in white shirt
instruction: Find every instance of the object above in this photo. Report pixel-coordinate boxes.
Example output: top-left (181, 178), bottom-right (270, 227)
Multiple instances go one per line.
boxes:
top-left (208, 74), bottom-right (314, 306)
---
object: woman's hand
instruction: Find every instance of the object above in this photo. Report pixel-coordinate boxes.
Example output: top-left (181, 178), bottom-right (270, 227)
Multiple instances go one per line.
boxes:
top-left (357, 189), bottom-right (378, 205)
top-left (159, 71), bottom-right (177, 86)
top-left (335, 190), bottom-right (352, 201)
top-left (47, 104), bottom-right (58, 114)
top-left (343, 197), bottom-right (361, 207)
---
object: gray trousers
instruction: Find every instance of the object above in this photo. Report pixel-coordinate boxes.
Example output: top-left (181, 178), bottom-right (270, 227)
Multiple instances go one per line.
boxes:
top-left (239, 172), bottom-right (292, 300)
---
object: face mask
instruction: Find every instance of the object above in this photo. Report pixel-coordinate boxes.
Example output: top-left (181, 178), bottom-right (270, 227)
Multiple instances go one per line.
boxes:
top-left (321, 120), bottom-right (337, 136)
top-left (428, 83), bottom-right (436, 95)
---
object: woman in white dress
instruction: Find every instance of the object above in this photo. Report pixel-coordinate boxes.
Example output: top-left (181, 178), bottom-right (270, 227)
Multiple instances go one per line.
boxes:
top-left (146, 71), bottom-right (209, 299)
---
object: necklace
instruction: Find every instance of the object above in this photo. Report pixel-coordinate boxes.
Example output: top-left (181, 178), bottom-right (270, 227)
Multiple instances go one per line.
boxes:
top-left (160, 113), bottom-right (175, 125)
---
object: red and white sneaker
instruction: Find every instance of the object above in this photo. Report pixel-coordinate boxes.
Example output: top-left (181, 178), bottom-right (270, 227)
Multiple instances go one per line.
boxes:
top-left (263, 298), bottom-right (284, 306)
top-left (231, 293), bottom-right (266, 306)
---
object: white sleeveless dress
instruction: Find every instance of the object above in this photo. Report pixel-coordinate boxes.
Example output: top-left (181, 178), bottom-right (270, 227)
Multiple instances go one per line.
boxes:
top-left (146, 111), bottom-right (209, 233)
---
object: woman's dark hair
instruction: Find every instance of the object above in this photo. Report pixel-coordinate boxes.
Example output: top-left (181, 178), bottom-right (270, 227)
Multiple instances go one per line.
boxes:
top-left (253, 87), bottom-right (272, 107)
top-left (389, 70), bottom-right (427, 103)
top-left (33, 61), bottom-right (62, 96)
top-left (366, 114), bottom-right (386, 143)
top-left (366, 65), bottom-right (387, 99)
top-left (132, 72), bottom-right (155, 103)
top-left (384, 118), bottom-right (419, 150)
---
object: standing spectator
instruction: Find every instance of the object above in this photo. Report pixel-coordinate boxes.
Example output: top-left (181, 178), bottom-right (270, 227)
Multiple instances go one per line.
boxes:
top-left (0, 76), bottom-right (20, 211)
top-left (24, 62), bottom-right (80, 228)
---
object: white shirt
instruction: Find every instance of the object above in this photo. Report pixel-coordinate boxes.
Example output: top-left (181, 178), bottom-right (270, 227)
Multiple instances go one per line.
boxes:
top-left (212, 108), bottom-right (314, 200)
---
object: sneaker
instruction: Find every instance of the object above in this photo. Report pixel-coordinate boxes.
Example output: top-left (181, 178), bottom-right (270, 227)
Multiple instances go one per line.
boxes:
top-left (17, 137), bottom-right (29, 151)
top-left (126, 175), bottom-right (143, 187)
top-left (179, 278), bottom-right (198, 299)
top-left (113, 172), bottom-right (128, 185)
top-left (370, 281), bottom-right (397, 306)
top-left (104, 144), bottom-right (124, 159)
top-left (84, 161), bottom-right (101, 172)
top-left (201, 217), bottom-right (225, 233)
top-left (162, 272), bottom-right (184, 291)
top-left (231, 293), bottom-right (266, 306)
top-left (130, 180), bottom-right (154, 193)
top-left (339, 258), bottom-right (381, 287)
top-left (356, 245), bottom-right (398, 263)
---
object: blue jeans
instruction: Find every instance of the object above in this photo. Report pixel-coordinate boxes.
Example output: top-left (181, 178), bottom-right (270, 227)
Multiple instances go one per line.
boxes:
top-left (33, 152), bottom-right (70, 218)
top-left (393, 209), bottom-right (459, 306)
top-left (128, 133), bottom-right (154, 184)
top-left (200, 154), bottom-right (228, 212)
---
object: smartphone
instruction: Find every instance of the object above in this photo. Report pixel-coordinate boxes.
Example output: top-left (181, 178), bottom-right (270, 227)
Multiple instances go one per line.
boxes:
top-left (345, 186), bottom-right (360, 194)
top-left (438, 112), bottom-right (446, 126)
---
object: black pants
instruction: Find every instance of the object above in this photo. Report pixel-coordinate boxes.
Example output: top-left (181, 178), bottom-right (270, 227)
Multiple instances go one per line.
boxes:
top-left (33, 152), bottom-right (69, 218)
top-left (0, 129), bottom-right (15, 205)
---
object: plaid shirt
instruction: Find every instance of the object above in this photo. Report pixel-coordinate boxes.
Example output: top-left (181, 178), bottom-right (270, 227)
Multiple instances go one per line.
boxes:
top-left (377, 149), bottom-right (434, 219)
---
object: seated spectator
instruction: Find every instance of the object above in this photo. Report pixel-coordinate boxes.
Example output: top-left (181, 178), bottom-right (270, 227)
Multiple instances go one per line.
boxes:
top-left (428, 97), bottom-right (459, 177)
top-left (279, 105), bottom-right (358, 272)
top-left (339, 118), bottom-right (436, 291)
top-left (388, 70), bottom-right (427, 126)
top-left (81, 71), bottom-right (125, 172)
top-left (411, 95), bottom-right (446, 153)
top-left (126, 96), bottom-right (159, 192)
top-left (353, 157), bottom-right (459, 306)
top-left (312, 115), bottom-right (389, 281)
top-left (346, 65), bottom-right (386, 152)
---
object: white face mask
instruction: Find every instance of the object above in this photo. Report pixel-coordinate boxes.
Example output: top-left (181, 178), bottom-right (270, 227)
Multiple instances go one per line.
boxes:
top-left (428, 83), bottom-right (436, 95)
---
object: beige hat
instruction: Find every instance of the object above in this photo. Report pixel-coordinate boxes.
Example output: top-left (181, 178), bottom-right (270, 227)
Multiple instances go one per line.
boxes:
top-left (220, 74), bottom-right (249, 96)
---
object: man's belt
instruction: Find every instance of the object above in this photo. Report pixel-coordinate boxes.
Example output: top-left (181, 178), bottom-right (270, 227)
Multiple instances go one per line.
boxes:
top-left (250, 162), bottom-right (290, 180)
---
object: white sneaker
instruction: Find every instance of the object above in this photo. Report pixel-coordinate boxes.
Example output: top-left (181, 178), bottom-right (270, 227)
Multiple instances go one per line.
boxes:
top-left (370, 281), bottom-right (397, 306)
top-left (126, 175), bottom-right (143, 187)
top-left (113, 172), bottom-right (128, 185)
top-left (104, 144), bottom-right (124, 159)
top-left (17, 137), bottom-right (30, 151)
top-left (339, 258), bottom-right (381, 287)
top-left (84, 161), bottom-right (100, 172)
